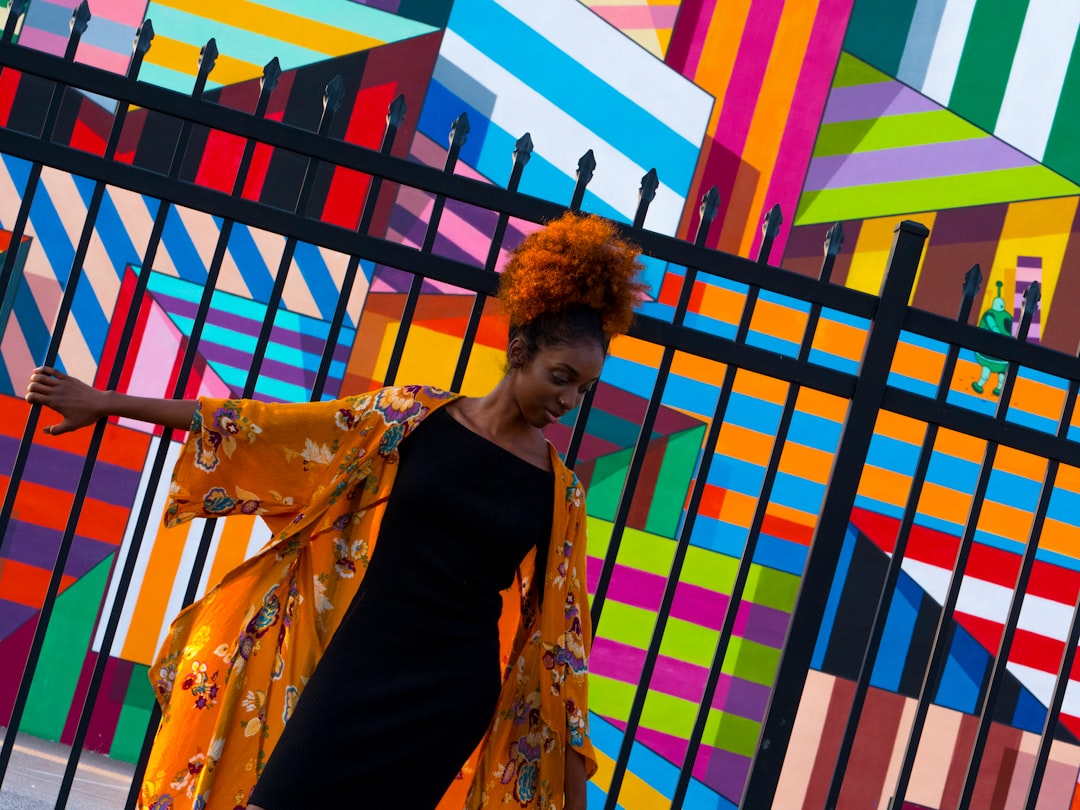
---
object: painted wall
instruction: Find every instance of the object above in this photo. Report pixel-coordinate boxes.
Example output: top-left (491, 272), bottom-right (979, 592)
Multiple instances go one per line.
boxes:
top-left (1, 0), bottom-right (1080, 807)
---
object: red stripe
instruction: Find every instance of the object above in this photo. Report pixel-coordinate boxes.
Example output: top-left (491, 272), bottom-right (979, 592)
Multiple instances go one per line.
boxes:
top-left (0, 68), bottom-right (20, 128)
top-left (664, 0), bottom-right (713, 77)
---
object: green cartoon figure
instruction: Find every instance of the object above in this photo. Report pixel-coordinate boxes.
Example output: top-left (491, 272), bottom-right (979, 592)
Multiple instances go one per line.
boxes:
top-left (972, 280), bottom-right (1012, 396)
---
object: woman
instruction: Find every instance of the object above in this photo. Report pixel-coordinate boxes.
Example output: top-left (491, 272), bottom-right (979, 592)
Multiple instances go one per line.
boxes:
top-left (26, 212), bottom-right (646, 809)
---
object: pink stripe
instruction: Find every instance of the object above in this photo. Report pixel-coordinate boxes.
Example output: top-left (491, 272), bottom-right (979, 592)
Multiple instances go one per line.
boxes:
top-left (711, 0), bottom-right (786, 156)
top-left (586, 558), bottom-right (730, 629)
top-left (762, 0), bottom-right (855, 261)
top-left (74, 41), bottom-right (132, 74)
top-left (15, 28), bottom-right (69, 57)
top-left (592, 5), bottom-right (679, 29)
top-left (88, 0), bottom-right (149, 26)
top-left (682, 0), bottom-right (718, 79)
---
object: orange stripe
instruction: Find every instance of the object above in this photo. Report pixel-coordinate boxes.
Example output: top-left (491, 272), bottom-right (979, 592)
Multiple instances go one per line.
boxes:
top-left (670, 352), bottom-right (728, 385)
top-left (609, 333), bottom-right (665, 367)
top-left (728, 1), bottom-right (821, 256)
top-left (121, 523), bottom-right (190, 663)
top-left (919, 481), bottom-right (974, 526)
top-left (796, 387), bottom-right (848, 422)
top-left (718, 422), bottom-right (776, 467)
top-left (933, 428), bottom-right (986, 464)
top-left (693, 0), bottom-right (754, 128)
top-left (811, 317), bottom-right (866, 363)
top-left (7, 479), bottom-right (128, 544)
top-left (994, 445), bottom-right (1048, 481)
top-left (0, 558), bottom-right (75, 607)
top-left (778, 441), bottom-right (833, 485)
top-left (979, 500), bottom-right (1036, 543)
top-left (697, 282), bottom-right (746, 326)
top-left (205, 516), bottom-right (261, 596)
top-left (874, 409), bottom-right (927, 445)
top-left (892, 341), bottom-right (946, 385)
top-left (750, 299), bottom-right (808, 345)
top-left (1058, 465), bottom-right (1080, 494)
top-left (1038, 517), bottom-right (1080, 559)
top-left (719, 489), bottom-right (760, 529)
top-left (858, 465), bottom-right (913, 509)
top-left (733, 368), bottom-right (789, 404)
top-left (1010, 376), bottom-right (1068, 422)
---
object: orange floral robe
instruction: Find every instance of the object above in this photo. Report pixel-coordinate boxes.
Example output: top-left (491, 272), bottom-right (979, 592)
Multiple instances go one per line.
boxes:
top-left (139, 385), bottom-right (597, 809)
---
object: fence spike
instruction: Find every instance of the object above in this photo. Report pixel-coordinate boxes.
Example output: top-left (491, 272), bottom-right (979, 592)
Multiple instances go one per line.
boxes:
top-left (198, 38), bottom-right (219, 81)
top-left (577, 150), bottom-right (596, 186)
top-left (694, 186), bottom-right (720, 247)
top-left (1023, 278), bottom-right (1042, 312)
top-left (133, 19), bottom-right (154, 55)
top-left (261, 57), bottom-right (281, 95)
top-left (963, 263), bottom-right (983, 299)
top-left (70, 0), bottom-right (91, 37)
top-left (323, 75), bottom-right (344, 114)
top-left (449, 112), bottom-right (471, 149)
top-left (633, 168), bottom-right (659, 229)
top-left (1, 0), bottom-right (27, 44)
top-left (824, 222), bottom-right (844, 257)
top-left (762, 203), bottom-right (783, 239)
top-left (513, 132), bottom-right (533, 167)
top-left (387, 94), bottom-right (407, 128)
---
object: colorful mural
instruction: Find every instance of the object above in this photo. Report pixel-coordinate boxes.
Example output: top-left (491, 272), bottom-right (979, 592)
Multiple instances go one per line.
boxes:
top-left (3, 0), bottom-right (1080, 807)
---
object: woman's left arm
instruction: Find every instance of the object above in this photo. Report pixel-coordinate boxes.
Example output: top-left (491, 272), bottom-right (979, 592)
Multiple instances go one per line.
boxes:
top-left (565, 747), bottom-right (587, 810)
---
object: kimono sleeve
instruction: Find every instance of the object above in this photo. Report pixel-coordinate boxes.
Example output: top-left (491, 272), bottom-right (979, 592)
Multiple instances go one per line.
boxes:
top-left (164, 396), bottom-right (360, 531)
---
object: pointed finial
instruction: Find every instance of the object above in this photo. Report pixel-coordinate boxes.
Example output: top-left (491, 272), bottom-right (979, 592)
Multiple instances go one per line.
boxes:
top-left (693, 186), bottom-right (720, 247)
top-left (1023, 280), bottom-right (1042, 311)
top-left (199, 38), bottom-right (219, 77)
top-left (261, 57), bottom-right (281, 94)
top-left (70, 0), bottom-right (91, 36)
top-left (449, 112), bottom-right (470, 149)
top-left (762, 204), bottom-right (783, 239)
top-left (824, 222), bottom-right (844, 257)
top-left (387, 94), bottom-right (407, 128)
top-left (513, 132), bottom-right (533, 167)
top-left (133, 19), bottom-right (154, 54)
top-left (323, 75), bottom-right (344, 113)
top-left (577, 150), bottom-right (596, 185)
top-left (639, 168), bottom-right (659, 207)
top-left (963, 264), bottom-right (982, 299)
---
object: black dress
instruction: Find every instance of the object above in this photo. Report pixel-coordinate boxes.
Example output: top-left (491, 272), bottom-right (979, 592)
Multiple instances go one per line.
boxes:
top-left (249, 407), bottom-right (553, 809)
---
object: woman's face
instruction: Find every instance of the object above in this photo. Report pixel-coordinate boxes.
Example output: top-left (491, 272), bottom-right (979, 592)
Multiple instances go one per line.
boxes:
top-left (510, 338), bottom-right (605, 430)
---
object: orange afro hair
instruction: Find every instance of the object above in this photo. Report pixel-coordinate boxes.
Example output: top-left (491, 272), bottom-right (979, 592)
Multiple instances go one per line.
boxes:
top-left (499, 211), bottom-right (648, 340)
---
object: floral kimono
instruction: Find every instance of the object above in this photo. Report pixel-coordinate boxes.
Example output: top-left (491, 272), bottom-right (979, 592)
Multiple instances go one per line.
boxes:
top-left (139, 385), bottom-right (597, 810)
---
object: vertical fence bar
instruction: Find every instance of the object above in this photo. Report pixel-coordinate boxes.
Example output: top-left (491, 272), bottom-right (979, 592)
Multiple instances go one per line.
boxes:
top-left (672, 221), bottom-right (842, 809)
top-left (599, 188), bottom-right (721, 809)
top-left (1024, 580), bottom-right (1080, 810)
top-left (741, 220), bottom-right (929, 808)
top-left (822, 264), bottom-right (983, 808)
top-left (955, 284), bottom-right (1055, 807)
top-left (568, 149), bottom-right (595, 213)
top-left (382, 112), bottom-right (470, 386)
top-left (0, 0), bottom-right (89, 328)
top-left (1, 0), bottom-right (27, 46)
top-left (311, 93), bottom-right (407, 402)
top-left (450, 132), bottom-right (532, 392)
top-left (888, 280), bottom-right (1039, 809)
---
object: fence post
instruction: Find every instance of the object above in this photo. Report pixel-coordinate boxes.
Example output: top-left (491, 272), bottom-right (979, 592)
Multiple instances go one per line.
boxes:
top-left (740, 220), bottom-right (928, 808)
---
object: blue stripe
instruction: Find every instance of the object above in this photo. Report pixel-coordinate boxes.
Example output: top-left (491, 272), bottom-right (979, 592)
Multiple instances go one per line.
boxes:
top-left (161, 209), bottom-right (208, 284)
top-left (925, 451), bottom-right (980, 493)
top-left (1006, 406), bottom-right (1059, 435)
top-left (70, 277), bottom-right (108, 358)
top-left (887, 372), bottom-right (938, 398)
top-left (759, 287), bottom-right (811, 314)
top-left (690, 516), bottom-right (748, 558)
top-left (292, 241), bottom-right (344, 324)
top-left (706, 456), bottom-right (766, 497)
top-left (684, 310), bottom-right (738, 340)
top-left (28, 183), bottom-right (75, 285)
top-left (745, 329), bottom-right (800, 359)
top-left (224, 224), bottom-right (273, 303)
top-left (96, 188), bottom-right (143, 279)
top-left (14, 281), bottom-right (51, 366)
top-left (866, 432), bottom-right (921, 476)
top-left (808, 347), bottom-right (860, 375)
top-left (727, 392), bottom-right (783, 434)
top-left (448, 0), bottom-right (699, 193)
top-left (656, 374), bottom-right (721, 420)
top-left (818, 306), bottom-right (871, 332)
top-left (752, 532), bottom-right (807, 576)
top-left (599, 355), bottom-right (660, 400)
top-left (789, 410), bottom-right (843, 452)
top-left (811, 525), bottom-right (857, 669)
top-left (2, 155), bottom-right (33, 228)
top-left (897, 328), bottom-right (950, 354)
top-left (985, 467), bottom-right (1042, 509)
top-left (870, 572), bottom-right (921, 691)
top-left (771, 471), bottom-right (826, 514)
top-left (853, 493), bottom-right (905, 521)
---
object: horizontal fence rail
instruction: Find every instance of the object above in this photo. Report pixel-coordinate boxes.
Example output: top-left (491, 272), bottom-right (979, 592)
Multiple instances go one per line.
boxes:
top-left (1, 7), bottom-right (1080, 809)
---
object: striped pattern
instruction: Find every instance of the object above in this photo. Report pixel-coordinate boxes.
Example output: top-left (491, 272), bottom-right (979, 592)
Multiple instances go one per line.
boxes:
top-left (664, 0), bottom-right (854, 258)
top-left (845, 0), bottom-right (1080, 185)
top-left (796, 53), bottom-right (1080, 225)
top-left (17, 0), bottom-right (146, 79)
top-left (1015, 256), bottom-right (1041, 343)
top-left (579, 0), bottom-right (680, 58)
top-left (431, 0), bottom-right (711, 234)
top-left (139, 0), bottom-right (436, 91)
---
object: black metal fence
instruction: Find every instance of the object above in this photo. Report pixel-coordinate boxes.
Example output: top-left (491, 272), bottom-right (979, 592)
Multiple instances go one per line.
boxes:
top-left (1, 4), bottom-right (1080, 809)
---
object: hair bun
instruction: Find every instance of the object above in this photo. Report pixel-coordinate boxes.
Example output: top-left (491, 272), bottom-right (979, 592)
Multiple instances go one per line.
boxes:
top-left (499, 212), bottom-right (649, 340)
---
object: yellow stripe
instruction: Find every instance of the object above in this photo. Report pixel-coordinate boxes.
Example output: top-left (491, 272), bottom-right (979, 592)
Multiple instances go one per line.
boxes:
top-left (152, 0), bottom-right (383, 56)
top-left (146, 35), bottom-right (262, 86)
top-left (591, 749), bottom-right (673, 808)
top-left (843, 214), bottom-right (936, 301)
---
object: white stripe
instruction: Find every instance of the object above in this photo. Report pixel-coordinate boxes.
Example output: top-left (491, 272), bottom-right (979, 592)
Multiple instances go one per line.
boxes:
top-left (194, 519), bottom-right (228, 601)
top-left (897, 0), bottom-right (948, 88)
top-left (956, 575), bottom-right (1011, 624)
top-left (318, 245), bottom-right (368, 327)
top-left (1018, 593), bottom-right (1076, 641)
top-left (994, 0), bottom-right (1080, 160)
top-left (1009, 662), bottom-right (1056, 705)
top-left (921, 0), bottom-right (978, 105)
top-left (156, 515), bottom-right (217, 655)
top-left (439, 31), bottom-right (685, 232)
top-left (93, 435), bottom-right (171, 656)
top-left (901, 557), bottom-right (950, 603)
top-left (492, 0), bottom-right (712, 145)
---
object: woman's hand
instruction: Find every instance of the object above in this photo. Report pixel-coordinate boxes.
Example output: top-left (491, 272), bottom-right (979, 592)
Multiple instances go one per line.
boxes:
top-left (565, 746), bottom-right (588, 810)
top-left (26, 367), bottom-right (110, 435)
top-left (26, 366), bottom-right (198, 435)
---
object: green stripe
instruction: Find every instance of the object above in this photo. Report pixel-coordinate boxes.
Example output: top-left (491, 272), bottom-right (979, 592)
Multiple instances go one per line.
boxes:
top-left (586, 518), bottom-right (677, 577)
top-left (720, 636), bottom-right (782, 685)
top-left (949, 0), bottom-right (1031, 129)
top-left (646, 426), bottom-right (705, 538)
top-left (794, 166), bottom-right (1080, 225)
top-left (745, 564), bottom-right (800, 613)
top-left (110, 665), bottom-right (155, 763)
top-left (23, 557), bottom-right (112, 740)
top-left (1042, 33), bottom-right (1080, 184)
top-left (814, 111), bottom-right (988, 157)
top-left (832, 52), bottom-right (893, 88)
top-left (842, 0), bottom-right (919, 77)
top-left (704, 711), bottom-right (762, 757)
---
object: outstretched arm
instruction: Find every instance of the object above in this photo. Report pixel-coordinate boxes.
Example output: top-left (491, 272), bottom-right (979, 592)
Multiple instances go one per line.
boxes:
top-left (26, 367), bottom-right (197, 436)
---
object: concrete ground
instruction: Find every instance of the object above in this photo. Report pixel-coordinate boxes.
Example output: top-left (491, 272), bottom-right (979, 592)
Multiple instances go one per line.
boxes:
top-left (0, 729), bottom-right (135, 810)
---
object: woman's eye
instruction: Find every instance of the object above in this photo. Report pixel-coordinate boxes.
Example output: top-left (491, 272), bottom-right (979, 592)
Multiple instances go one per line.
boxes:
top-left (552, 375), bottom-right (568, 385)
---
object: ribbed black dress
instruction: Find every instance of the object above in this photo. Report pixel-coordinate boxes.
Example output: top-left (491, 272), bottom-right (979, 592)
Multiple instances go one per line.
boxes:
top-left (249, 407), bottom-right (553, 809)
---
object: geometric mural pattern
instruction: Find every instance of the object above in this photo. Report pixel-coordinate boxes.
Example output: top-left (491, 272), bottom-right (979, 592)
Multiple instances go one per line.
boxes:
top-left (4, 0), bottom-right (1080, 807)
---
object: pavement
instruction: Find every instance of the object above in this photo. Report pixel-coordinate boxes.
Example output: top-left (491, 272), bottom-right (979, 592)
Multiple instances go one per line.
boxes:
top-left (0, 729), bottom-right (135, 810)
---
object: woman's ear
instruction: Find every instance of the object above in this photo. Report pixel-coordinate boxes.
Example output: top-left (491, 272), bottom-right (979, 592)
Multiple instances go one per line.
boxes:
top-left (507, 336), bottom-right (527, 369)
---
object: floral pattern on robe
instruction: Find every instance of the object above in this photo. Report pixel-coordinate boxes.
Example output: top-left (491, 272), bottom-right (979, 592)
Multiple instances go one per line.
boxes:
top-left (139, 385), bottom-right (596, 810)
